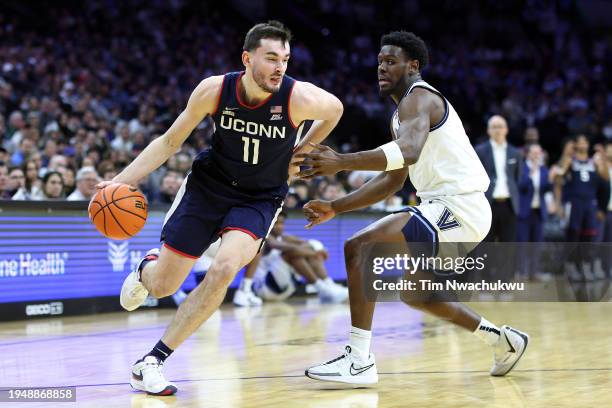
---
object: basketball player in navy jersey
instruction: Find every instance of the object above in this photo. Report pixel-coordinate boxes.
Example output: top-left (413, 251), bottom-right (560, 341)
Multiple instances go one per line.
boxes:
top-left (293, 32), bottom-right (529, 384)
top-left (97, 21), bottom-right (343, 395)
top-left (554, 134), bottom-right (608, 279)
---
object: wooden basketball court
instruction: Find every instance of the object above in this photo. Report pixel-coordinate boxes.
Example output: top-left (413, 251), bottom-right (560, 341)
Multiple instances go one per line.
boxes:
top-left (1, 301), bottom-right (610, 407)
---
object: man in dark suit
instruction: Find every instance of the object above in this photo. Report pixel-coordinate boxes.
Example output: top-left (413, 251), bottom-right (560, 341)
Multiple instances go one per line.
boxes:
top-left (475, 115), bottom-right (523, 242)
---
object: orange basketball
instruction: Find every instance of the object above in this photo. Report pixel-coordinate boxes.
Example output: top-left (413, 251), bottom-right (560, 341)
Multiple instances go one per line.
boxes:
top-left (88, 183), bottom-right (148, 240)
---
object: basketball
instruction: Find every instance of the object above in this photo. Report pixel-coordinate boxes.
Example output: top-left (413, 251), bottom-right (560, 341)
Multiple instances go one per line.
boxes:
top-left (88, 183), bottom-right (148, 240)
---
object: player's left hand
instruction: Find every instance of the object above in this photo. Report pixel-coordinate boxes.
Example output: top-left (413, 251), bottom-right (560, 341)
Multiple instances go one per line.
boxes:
top-left (291, 143), bottom-right (345, 179)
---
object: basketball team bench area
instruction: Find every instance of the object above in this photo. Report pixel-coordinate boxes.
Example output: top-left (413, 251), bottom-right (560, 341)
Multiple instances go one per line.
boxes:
top-left (0, 200), bottom-right (611, 407)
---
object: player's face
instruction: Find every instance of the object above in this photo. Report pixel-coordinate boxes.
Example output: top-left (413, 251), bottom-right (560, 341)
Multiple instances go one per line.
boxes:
top-left (246, 39), bottom-right (290, 94)
top-left (377, 45), bottom-right (416, 97)
top-left (575, 136), bottom-right (589, 153)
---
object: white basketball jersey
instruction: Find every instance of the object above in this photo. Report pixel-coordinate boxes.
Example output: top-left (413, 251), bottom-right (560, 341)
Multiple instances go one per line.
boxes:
top-left (391, 80), bottom-right (489, 200)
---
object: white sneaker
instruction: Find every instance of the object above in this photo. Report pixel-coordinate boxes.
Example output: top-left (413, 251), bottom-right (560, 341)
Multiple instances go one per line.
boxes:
top-left (130, 356), bottom-right (177, 396)
top-left (305, 283), bottom-right (319, 294)
top-left (120, 248), bottom-right (159, 311)
top-left (233, 287), bottom-right (263, 307)
top-left (305, 345), bottom-right (378, 385)
top-left (490, 325), bottom-right (529, 376)
top-left (318, 282), bottom-right (349, 303)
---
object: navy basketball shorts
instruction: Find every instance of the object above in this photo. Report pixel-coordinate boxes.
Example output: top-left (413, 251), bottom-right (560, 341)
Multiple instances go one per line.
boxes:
top-left (160, 174), bottom-right (284, 259)
top-left (568, 200), bottom-right (598, 237)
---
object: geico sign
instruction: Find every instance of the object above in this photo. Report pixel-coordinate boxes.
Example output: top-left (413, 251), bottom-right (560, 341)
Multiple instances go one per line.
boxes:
top-left (25, 302), bottom-right (64, 316)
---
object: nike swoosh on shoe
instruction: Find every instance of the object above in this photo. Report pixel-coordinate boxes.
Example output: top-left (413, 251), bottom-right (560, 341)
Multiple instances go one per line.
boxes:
top-left (350, 363), bottom-right (374, 376)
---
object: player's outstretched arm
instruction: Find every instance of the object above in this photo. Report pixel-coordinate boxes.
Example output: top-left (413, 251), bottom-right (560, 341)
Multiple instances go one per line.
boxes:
top-left (290, 81), bottom-right (343, 155)
top-left (293, 88), bottom-right (433, 178)
top-left (303, 167), bottom-right (408, 228)
top-left (98, 76), bottom-right (223, 188)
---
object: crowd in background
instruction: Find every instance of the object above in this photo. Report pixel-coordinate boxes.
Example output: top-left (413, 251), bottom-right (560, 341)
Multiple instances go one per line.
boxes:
top-left (1, 0), bottom-right (611, 248)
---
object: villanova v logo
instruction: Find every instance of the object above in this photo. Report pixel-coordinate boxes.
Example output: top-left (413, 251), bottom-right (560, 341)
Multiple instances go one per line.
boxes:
top-left (436, 207), bottom-right (461, 231)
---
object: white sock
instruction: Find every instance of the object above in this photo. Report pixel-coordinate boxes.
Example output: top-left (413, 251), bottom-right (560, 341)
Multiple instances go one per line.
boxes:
top-left (241, 278), bottom-right (253, 292)
top-left (349, 326), bottom-right (372, 360)
top-left (323, 277), bottom-right (335, 286)
top-left (473, 317), bottom-right (501, 346)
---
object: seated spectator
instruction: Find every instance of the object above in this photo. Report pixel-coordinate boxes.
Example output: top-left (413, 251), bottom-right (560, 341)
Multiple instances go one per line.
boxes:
top-left (154, 171), bottom-right (183, 204)
top-left (58, 166), bottom-right (76, 196)
top-left (0, 147), bottom-right (8, 163)
top-left (320, 181), bottom-right (347, 201)
top-left (46, 154), bottom-right (69, 174)
top-left (253, 212), bottom-right (348, 303)
top-left (31, 171), bottom-right (65, 200)
top-left (0, 161), bottom-right (11, 199)
top-left (5, 166), bottom-right (26, 198)
top-left (10, 136), bottom-right (36, 167)
top-left (111, 126), bottom-right (133, 153)
top-left (67, 166), bottom-right (100, 201)
top-left (12, 159), bottom-right (42, 200)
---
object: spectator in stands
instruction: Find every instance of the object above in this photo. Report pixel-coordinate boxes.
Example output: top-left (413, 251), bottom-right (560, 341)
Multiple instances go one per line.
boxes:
top-left (320, 181), bottom-right (347, 201)
top-left (111, 126), bottom-right (133, 153)
top-left (10, 136), bottom-right (36, 167)
top-left (6, 111), bottom-right (25, 151)
top-left (12, 159), bottom-right (42, 200)
top-left (41, 139), bottom-right (58, 168)
top-left (58, 166), bottom-right (76, 196)
top-left (0, 147), bottom-right (8, 163)
top-left (67, 166), bottom-right (100, 201)
top-left (155, 171), bottom-right (183, 205)
top-left (6, 166), bottom-right (26, 198)
top-left (0, 161), bottom-right (11, 199)
top-left (34, 171), bottom-right (65, 200)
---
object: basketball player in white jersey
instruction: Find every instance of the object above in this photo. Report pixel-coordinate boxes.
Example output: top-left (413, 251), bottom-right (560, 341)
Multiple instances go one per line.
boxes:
top-left (293, 31), bottom-right (529, 385)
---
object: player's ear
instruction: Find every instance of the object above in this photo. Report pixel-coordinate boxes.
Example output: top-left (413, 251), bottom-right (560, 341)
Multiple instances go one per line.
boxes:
top-left (241, 51), bottom-right (251, 68)
top-left (408, 58), bottom-right (420, 74)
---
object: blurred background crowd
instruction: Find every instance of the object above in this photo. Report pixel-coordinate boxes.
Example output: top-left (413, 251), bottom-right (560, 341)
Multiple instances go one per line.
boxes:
top-left (0, 0), bottom-right (611, 246)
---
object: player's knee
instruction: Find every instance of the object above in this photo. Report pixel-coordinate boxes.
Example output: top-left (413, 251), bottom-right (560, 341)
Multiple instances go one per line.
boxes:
top-left (208, 258), bottom-right (239, 287)
top-left (344, 234), bottom-right (369, 269)
top-left (344, 235), bottom-right (364, 257)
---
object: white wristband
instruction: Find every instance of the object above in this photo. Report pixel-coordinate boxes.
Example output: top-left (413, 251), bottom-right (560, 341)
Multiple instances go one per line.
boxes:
top-left (380, 141), bottom-right (404, 171)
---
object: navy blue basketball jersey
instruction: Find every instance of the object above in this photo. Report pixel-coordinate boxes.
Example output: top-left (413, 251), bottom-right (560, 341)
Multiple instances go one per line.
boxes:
top-left (565, 158), bottom-right (600, 200)
top-left (195, 71), bottom-right (305, 197)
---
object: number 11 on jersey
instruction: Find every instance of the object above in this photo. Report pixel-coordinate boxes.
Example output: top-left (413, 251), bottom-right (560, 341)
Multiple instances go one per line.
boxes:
top-left (242, 136), bottom-right (260, 164)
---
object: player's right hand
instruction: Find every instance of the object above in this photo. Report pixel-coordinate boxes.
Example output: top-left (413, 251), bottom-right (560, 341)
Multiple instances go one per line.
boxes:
top-left (96, 180), bottom-right (116, 190)
top-left (303, 200), bottom-right (336, 229)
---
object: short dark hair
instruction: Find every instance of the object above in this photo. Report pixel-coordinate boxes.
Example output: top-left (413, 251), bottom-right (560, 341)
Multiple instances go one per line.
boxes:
top-left (243, 20), bottom-right (292, 52)
top-left (381, 31), bottom-right (429, 70)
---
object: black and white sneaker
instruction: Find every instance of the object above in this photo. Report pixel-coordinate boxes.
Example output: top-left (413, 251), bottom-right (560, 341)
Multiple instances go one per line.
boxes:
top-left (130, 356), bottom-right (177, 396)
top-left (305, 345), bottom-right (378, 385)
top-left (490, 325), bottom-right (529, 376)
